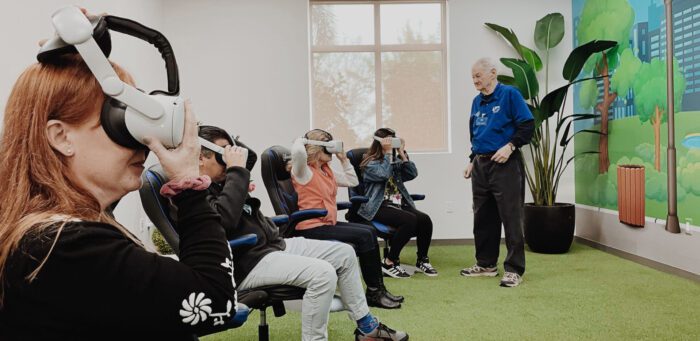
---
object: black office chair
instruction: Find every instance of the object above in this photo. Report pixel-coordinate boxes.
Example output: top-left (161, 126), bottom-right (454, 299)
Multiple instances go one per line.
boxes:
top-left (139, 164), bottom-right (320, 341)
top-left (345, 148), bottom-right (426, 260)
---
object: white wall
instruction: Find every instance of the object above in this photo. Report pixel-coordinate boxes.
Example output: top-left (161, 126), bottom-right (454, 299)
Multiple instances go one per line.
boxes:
top-left (1, 0), bottom-right (575, 240)
top-left (576, 206), bottom-right (700, 275)
top-left (158, 0), bottom-right (311, 217)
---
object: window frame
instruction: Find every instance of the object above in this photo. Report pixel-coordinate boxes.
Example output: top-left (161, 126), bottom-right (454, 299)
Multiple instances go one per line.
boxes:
top-left (308, 0), bottom-right (450, 153)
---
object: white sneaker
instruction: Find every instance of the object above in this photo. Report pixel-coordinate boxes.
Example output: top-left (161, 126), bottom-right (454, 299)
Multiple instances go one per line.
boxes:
top-left (459, 264), bottom-right (498, 277)
top-left (500, 272), bottom-right (522, 287)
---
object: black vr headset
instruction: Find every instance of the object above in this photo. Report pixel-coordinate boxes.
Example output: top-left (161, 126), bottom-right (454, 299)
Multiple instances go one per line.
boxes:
top-left (38, 6), bottom-right (185, 150)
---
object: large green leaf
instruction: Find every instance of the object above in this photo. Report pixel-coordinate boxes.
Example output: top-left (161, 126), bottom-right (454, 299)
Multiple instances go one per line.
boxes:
top-left (500, 58), bottom-right (539, 100)
top-left (497, 75), bottom-right (516, 86)
top-left (558, 114), bottom-right (600, 149)
top-left (520, 45), bottom-right (543, 72)
top-left (556, 113), bottom-right (598, 134)
top-left (535, 13), bottom-right (565, 50)
top-left (486, 23), bottom-right (543, 72)
top-left (528, 104), bottom-right (545, 129)
top-left (540, 83), bottom-right (569, 120)
top-left (562, 40), bottom-right (617, 81)
top-left (560, 129), bottom-right (604, 147)
top-left (485, 23), bottom-right (522, 55)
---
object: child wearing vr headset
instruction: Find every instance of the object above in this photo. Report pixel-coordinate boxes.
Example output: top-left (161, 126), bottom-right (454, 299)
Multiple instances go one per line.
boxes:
top-left (0, 7), bottom-right (237, 339)
top-left (288, 129), bottom-right (406, 311)
top-left (359, 128), bottom-right (438, 278)
top-left (196, 126), bottom-right (408, 341)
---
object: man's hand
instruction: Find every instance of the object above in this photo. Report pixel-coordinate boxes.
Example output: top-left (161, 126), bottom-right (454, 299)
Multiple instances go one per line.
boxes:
top-left (491, 143), bottom-right (514, 164)
top-left (224, 146), bottom-right (249, 169)
top-left (463, 162), bottom-right (473, 179)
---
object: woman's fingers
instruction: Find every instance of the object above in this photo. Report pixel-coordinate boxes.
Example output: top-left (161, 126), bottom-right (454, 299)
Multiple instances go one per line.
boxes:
top-left (180, 100), bottom-right (198, 148)
top-left (144, 137), bottom-right (168, 158)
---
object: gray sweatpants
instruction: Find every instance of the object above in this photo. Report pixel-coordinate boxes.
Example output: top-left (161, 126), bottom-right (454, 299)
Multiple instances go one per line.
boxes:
top-left (238, 237), bottom-right (369, 341)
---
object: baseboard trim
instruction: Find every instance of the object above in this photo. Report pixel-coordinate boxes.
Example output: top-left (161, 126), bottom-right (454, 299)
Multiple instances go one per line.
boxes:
top-left (573, 236), bottom-right (700, 282)
top-left (403, 237), bottom-right (699, 282)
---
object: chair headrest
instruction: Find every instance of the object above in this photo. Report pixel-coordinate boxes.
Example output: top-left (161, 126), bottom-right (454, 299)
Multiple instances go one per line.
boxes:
top-left (263, 146), bottom-right (292, 181)
top-left (138, 164), bottom-right (181, 254)
top-left (346, 148), bottom-right (369, 170)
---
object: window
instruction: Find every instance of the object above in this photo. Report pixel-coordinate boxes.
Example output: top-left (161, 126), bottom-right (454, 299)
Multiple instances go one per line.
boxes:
top-left (309, 1), bottom-right (448, 152)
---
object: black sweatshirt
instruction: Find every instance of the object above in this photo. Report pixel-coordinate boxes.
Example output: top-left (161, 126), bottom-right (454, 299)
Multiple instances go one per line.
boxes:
top-left (0, 190), bottom-right (236, 340)
top-left (205, 166), bottom-right (285, 285)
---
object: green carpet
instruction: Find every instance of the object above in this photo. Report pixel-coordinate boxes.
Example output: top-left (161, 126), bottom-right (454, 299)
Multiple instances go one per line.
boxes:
top-left (203, 242), bottom-right (700, 340)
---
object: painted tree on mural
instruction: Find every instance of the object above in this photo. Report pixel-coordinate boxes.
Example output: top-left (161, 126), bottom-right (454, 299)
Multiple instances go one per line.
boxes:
top-left (576, 0), bottom-right (634, 173)
top-left (609, 48), bottom-right (686, 171)
top-left (632, 58), bottom-right (686, 171)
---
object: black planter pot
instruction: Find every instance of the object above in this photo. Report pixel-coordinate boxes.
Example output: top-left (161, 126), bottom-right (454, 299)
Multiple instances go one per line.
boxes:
top-left (523, 203), bottom-right (575, 254)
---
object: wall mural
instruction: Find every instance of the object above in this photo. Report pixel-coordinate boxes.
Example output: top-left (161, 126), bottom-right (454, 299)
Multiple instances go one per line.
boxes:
top-left (572, 0), bottom-right (700, 228)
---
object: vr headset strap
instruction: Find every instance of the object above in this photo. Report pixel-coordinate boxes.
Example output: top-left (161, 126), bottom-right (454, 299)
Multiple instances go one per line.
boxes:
top-left (104, 16), bottom-right (179, 96)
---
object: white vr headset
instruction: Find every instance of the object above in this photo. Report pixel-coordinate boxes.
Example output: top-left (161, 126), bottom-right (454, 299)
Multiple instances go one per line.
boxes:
top-left (301, 138), bottom-right (344, 154)
top-left (38, 6), bottom-right (186, 149)
top-left (373, 136), bottom-right (402, 149)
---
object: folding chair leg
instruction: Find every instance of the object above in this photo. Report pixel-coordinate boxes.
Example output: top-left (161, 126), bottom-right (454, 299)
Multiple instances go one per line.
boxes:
top-left (259, 309), bottom-right (269, 341)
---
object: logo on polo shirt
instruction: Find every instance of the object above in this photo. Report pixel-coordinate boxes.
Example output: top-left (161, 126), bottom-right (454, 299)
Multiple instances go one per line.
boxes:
top-left (492, 106), bottom-right (501, 113)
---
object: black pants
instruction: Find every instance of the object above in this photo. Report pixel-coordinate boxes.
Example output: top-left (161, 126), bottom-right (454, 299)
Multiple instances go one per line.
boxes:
top-left (295, 222), bottom-right (385, 288)
top-left (471, 153), bottom-right (526, 275)
top-left (372, 203), bottom-right (433, 262)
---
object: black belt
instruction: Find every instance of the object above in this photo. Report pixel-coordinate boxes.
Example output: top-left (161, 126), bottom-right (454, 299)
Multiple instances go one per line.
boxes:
top-left (475, 153), bottom-right (495, 159)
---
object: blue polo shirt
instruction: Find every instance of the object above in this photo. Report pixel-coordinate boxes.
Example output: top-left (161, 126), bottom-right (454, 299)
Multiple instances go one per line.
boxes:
top-left (469, 83), bottom-right (533, 155)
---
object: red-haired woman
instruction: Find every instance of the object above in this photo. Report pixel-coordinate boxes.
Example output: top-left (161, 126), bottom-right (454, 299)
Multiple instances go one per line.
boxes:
top-left (0, 55), bottom-right (236, 339)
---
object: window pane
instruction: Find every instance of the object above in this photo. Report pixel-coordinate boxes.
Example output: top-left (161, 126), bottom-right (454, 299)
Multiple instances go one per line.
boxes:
top-left (311, 5), bottom-right (374, 46)
top-left (312, 52), bottom-right (376, 148)
top-left (380, 3), bottom-right (441, 44)
top-left (381, 51), bottom-right (445, 152)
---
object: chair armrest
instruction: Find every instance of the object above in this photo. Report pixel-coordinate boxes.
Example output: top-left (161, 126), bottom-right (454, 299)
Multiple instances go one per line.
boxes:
top-left (228, 234), bottom-right (258, 250)
top-left (290, 209), bottom-right (328, 222)
top-left (224, 303), bottom-right (250, 329)
top-left (410, 194), bottom-right (425, 201)
top-left (270, 215), bottom-right (289, 226)
top-left (350, 196), bottom-right (369, 203)
top-left (336, 201), bottom-right (352, 210)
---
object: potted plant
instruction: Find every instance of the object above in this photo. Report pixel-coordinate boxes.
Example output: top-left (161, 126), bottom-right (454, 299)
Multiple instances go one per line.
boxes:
top-left (485, 13), bottom-right (616, 253)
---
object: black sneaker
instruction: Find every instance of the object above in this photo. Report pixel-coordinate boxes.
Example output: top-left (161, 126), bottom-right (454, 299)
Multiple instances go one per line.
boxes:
top-left (380, 284), bottom-right (404, 303)
top-left (366, 287), bottom-right (401, 309)
top-left (459, 264), bottom-right (498, 277)
top-left (382, 259), bottom-right (410, 279)
top-left (415, 257), bottom-right (438, 277)
top-left (354, 322), bottom-right (409, 341)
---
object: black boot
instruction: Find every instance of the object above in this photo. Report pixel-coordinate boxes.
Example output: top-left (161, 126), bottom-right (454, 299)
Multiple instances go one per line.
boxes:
top-left (379, 283), bottom-right (404, 303)
top-left (366, 287), bottom-right (401, 309)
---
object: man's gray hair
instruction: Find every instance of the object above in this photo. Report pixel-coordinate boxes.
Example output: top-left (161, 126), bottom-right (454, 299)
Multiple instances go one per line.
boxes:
top-left (473, 57), bottom-right (498, 72)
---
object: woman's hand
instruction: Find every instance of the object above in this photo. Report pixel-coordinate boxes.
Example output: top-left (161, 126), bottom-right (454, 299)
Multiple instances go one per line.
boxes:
top-left (463, 162), bottom-right (473, 179)
top-left (144, 100), bottom-right (200, 182)
top-left (398, 137), bottom-right (407, 159)
top-left (335, 152), bottom-right (348, 163)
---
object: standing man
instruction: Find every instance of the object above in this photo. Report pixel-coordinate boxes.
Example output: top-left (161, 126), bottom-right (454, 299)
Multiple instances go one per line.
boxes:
top-left (460, 58), bottom-right (534, 287)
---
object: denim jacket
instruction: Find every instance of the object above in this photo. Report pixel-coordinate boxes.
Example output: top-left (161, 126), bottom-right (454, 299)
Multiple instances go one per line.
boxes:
top-left (357, 154), bottom-right (418, 221)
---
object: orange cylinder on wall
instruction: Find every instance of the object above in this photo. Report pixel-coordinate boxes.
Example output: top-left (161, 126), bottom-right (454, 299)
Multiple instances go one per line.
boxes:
top-left (617, 165), bottom-right (645, 227)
